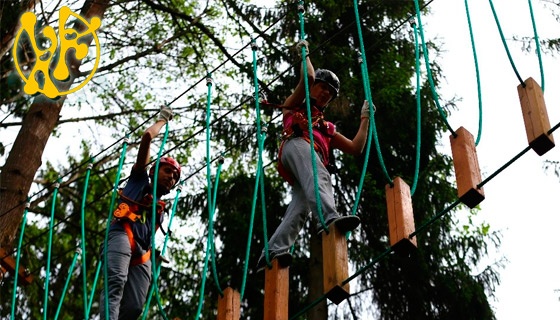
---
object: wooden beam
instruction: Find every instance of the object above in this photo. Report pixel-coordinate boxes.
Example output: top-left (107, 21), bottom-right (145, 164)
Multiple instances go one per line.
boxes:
top-left (450, 126), bottom-right (485, 208)
top-left (518, 77), bottom-right (555, 155)
top-left (217, 287), bottom-right (240, 320)
top-left (385, 177), bottom-right (417, 255)
top-left (264, 259), bottom-right (289, 320)
top-left (0, 247), bottom-right (33, 285)
top-left (322, 223), bottom-right (350, 304)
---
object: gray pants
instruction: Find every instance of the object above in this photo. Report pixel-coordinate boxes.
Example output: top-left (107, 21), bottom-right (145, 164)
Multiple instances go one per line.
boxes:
top-left (264, 138), bottom-right (339, 257)
top-left (100, 229), bottom-right (152, 320)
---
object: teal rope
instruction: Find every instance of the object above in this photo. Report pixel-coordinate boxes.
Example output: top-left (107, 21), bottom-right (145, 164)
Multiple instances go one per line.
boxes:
top-left (352, 0), bottom-right (392, 185)
top-left (297, 1), bottom-right (327, 232)
top-left (103, 134), bottom-right (129, 320)
top-left (487, 0), bottom-right (524, 85)
top-left (410, 20), bottom-right (422, 196)
top-left (245, 39), bottom-right (271, 289)
top-left (527, 0), bottom-right (545, 92)
top-left (194, 75), bottom-right (215, 320)
top-left (87, 261), bottom-right (102, 317)
top-left (54, 249), bottom-right (80, 320)
top-left (412, 0), bottom-right (455, 136)
top-left (80, 159), bottom-right (94, 319)
top-left (43, 179), bottom-right (60, 320)
top-left (464, 0), bottom-right (484, 146)
top-left (10, 200), bottom-right (29, 320)
top-left (145, 121), bottom-right (171, 319)
top-left (141, 182), bottom-right (182, 319)
top-left (209, 160), bottom-right (224, 295)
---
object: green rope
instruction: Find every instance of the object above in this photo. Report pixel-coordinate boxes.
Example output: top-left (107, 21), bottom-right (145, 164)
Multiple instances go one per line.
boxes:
top-left (145, 120), bottom-right (171, 319)
top-left (209, 160), bottom-right (224, 295)
top-left (10, 199), bottom-right (29, 320)
top-left (141, 181), bottom-right (182, 319)
top-left (527, 0), bottom-right (545, 92)
top-left (246, 39), bottom-right (272, 287)
top-left (410, 20), bottom-right (422, 196)
top-left (194, 74), bottom-right (215, 320)
top-left (87, 261), bottom-right (102, 317)
top-left (80, 159), bottom-right (94, 319)
top-left (487, 0), bottom-right (524, 85)
top-left (352, 0), bottom-right (392, 185)
top-left (297, 1), bottom-right (328, 232)
top-left (464, 0), bottom-right (484, 146)
top-left (54, 249), bottom-right (80, 320)
top-left (43, 178), bottom-right (60, 320)
top-left (103, 134), bottom-right (130, 320)
top-left (412, 0), bottom-right (455, 136)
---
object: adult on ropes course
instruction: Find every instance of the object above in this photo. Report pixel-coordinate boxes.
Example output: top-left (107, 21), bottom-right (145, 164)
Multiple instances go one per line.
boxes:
top-left (257, 42), bottom-right (371, 271)
top-left (99, 106), bottom-right (180, 320)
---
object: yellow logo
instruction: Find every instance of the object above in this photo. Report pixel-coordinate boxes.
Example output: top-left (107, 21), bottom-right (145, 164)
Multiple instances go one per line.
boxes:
top-left (12, 6), bottom-right (101, 99)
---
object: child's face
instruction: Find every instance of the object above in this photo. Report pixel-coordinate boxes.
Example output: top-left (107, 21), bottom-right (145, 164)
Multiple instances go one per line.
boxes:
top-left (311, 81), bottom-right (335, 108)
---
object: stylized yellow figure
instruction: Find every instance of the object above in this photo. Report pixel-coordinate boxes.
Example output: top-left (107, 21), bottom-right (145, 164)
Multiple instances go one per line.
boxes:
top-left (13, 6), bottom-right (101, 99)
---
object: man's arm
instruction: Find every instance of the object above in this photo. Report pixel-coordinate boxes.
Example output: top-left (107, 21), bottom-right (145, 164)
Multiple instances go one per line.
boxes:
top-left (282, 55), bottom-right (315, 114)
top-left (134, 106), bottom-right (173, 170)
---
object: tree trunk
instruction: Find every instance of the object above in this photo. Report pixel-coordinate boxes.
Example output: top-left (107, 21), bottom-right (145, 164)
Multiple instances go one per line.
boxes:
top-left (0, 0), bottom-right (38, 58)
top-left (308, 234), bottom-right (327, 319)
top-left (0, 0), bottom-right (110, 248)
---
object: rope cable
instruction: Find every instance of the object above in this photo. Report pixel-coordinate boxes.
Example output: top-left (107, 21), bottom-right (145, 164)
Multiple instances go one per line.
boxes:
top-left (42, 179), bottom-right (60, 320)
top-left (102, 135), bottom-right (130, 320)
top-left (80, 159), bottom-right (94, 319)
top-left (463, 0), bottom-right (484, 146)
top-left (297, 1), bottom-right (328, 232)
top-left (10, 200), bottom-right (29, 320)
top-left (413, 0), bottom-right (456, 136)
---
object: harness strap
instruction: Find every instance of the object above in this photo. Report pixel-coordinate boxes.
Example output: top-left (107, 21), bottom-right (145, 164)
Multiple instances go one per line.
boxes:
top-left (122, 222), bottom-right (151, 267)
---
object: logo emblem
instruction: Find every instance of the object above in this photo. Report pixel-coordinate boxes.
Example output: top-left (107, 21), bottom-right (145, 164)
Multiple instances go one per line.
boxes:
top-left (12, 6), bottom-right (101, 99)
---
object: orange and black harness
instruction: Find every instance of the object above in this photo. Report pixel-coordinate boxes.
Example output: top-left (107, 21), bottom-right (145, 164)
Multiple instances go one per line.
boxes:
top-left (112, 190), bottom-right (166, 266)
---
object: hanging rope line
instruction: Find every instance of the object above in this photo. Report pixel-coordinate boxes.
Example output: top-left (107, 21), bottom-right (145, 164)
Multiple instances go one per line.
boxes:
top-left (487, 0), bottom-right (547, 90)
top-left (102, 135), bottom-right (129, 320)
top-left (80, 159), bottom-right (94, 319)
top-left (413, 0), bottom-right (455, 137)
top-left (410, 19), bottom-right (422, 196)
top-left (527, 0), bottom-right (545, 91)
top-left (42, 179), bottom-right (60, 320)
top-left (241, 38), bottom-right (268, 298)
top-left (463, 0), bottom-right (484, 146)
top-left (194, 75), bottom-right (217, 320)
top-left (145, 119), bottom-right (172, 319)
top-left (297, 1), bottom-right (328, 233)
top-left (54, 248), bottom-right (80, 320)
top-left (141, 181), bottom-right (183, 318)
top-left (10, 200), bottom-right (29, 320)
top-left (352, 0), bottom-right (391, 186)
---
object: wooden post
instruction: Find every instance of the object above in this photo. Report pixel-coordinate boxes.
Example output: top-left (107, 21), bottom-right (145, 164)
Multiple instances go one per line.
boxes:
top-left (264, 259), bottom-right (289, 320)
top-left (385, 177), bottom-right (417, 255)
top-left (322, 223), bottom-right (350, 304)
top-left (0, 247), bottom-right (33, 285)
top-left (450, 126), bottom-right (485, 208)
top-left (217, 287), bottom-right (240, 320)
top-left (518, 77), bottom-right (555, 155)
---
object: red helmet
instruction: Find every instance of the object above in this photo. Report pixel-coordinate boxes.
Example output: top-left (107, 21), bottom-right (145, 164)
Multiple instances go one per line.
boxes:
top-left (149, 156), bottom-right (181, 181)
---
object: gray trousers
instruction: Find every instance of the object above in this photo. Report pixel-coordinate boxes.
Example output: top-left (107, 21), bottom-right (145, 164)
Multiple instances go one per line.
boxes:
top-left (100, 229), bottom-right (152, 320)
top-left (264, 138), bottom-right (339, 257)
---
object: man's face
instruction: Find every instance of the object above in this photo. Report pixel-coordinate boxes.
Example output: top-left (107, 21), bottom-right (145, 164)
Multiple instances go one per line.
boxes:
top-left (156, 163), bottom-right (179, 192)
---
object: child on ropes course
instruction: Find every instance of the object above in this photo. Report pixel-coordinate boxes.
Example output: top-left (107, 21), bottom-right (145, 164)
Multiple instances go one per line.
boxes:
top-left (100, 106), bottom-right (180, 319)
top-left (257, 42), bottom-right (371, 271)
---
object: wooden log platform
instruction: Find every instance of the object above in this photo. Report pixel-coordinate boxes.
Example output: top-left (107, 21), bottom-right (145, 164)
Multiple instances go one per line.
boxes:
top-left (385, 177), bottom-right (417, 255)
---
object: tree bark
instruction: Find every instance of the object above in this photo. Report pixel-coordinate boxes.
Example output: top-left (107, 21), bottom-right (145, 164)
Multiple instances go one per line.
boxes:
top-left (0, 0), bottom-right (111, 248)
top-left (308, 234), bottom-right (327, 319)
